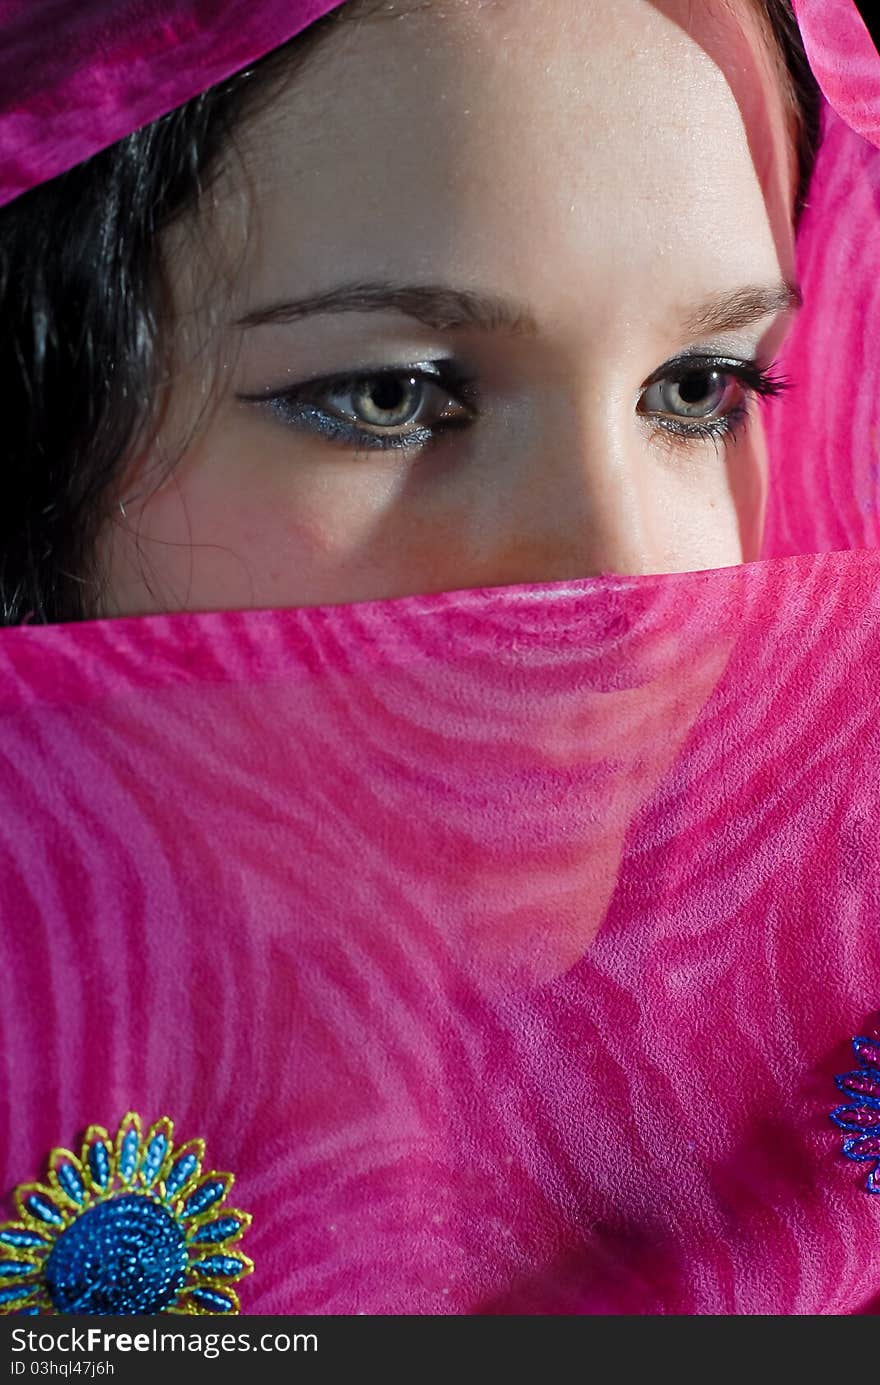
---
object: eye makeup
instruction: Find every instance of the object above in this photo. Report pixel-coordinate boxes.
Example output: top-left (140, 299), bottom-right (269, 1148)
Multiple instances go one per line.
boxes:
top-left (638, 353), bottom-right (792, 449)
top-left (236, 352), bottom-right (791, 455)
top-left (237, 358), bottom-right (478, 452)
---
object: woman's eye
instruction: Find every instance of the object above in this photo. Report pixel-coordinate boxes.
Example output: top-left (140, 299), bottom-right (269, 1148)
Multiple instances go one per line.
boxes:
top-left (638, 368), bottom-right (742, 423)
top-left (324, 372), bottom-right (465, 431)
top-left (245, 365), bottom-right (476, 451)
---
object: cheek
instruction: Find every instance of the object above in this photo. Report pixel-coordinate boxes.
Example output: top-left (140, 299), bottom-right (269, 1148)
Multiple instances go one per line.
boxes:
top-left (147, 477), bottom-right (346, 586)
top-left (93, 450), bottom-right (319, 616)
top-left (96, 421), bottom-right (435, 617)
top-left (640, 430), bottom-right (766, 572)
top-left (144, 423), bottom-right (371, 562)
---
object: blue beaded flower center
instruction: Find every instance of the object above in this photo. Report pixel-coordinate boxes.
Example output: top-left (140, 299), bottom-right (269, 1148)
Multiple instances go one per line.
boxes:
top-left (44, 1193), bottom-right (187, 1314)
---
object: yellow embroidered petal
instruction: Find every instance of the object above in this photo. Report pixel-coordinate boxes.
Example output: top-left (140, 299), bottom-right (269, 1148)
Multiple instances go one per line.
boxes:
top-left (161, 1138), bottom-right (205, 1202)
top-left (139, 1117), bottom-right (175, 1191)
top-left (13, 1183), bottom-right (70, 1234)
top-left (185, 1208), bottom-right (252, 1250)
top-left (47, 1148), bottom-right (88, 1209)
top-left (173, 1284), bottom-right (240, 1315)
top-left (114, 1112), bottom-right (143, 1187)
top-left (176, 1170), bottom-right (234, 1224)
top-left (79, 1126), bottom-right (113, 1195)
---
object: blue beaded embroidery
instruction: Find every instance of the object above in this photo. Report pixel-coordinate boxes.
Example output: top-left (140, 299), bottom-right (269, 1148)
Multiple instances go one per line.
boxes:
top-left (0, 1113), bottom-right (253, 1315)
top-left (830, 1015), bottom-right (880, 1193)
top-left (45, 1195), bottom-right (187, 1314)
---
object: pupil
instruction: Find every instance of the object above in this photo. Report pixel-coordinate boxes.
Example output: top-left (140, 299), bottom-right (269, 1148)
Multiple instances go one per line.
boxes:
top-left (369, 377), bottom-right (407, 412)
top-left (678, 371), bottom-right (716, 405)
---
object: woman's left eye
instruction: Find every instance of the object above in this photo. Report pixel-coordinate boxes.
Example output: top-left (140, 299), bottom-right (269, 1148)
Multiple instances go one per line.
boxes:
top-left (640, 370), bottom-right (738, 421)
top-left (636, 357), bottom-right (789, 444)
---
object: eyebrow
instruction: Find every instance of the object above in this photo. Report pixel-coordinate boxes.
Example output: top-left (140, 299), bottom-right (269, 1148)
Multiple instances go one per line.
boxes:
top-left (679, 281), bottom-right (803, 337)
top-left (233, 278), bottom-right (802, 338)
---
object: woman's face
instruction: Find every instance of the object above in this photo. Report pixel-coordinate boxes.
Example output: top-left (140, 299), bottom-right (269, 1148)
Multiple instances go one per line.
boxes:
top-left (96, 0), bottom-right (800, 618)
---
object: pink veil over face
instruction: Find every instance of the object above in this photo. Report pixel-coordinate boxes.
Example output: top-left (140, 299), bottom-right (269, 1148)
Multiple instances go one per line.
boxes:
top-left (2, 0), bottom-right (880, 1317)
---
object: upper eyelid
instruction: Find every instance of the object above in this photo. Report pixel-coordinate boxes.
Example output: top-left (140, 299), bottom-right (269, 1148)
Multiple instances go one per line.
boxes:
top-left (238, 363), bottom-right (482, 428)
top-left (237, 362), bottom-right (465, 400)
top-left (639, 353), bottom-right (761, 388)
top-left (301, 366), bottom-right (457, 396)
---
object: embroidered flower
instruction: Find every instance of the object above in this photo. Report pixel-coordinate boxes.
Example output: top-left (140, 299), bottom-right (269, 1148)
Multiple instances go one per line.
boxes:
top-left (830, 1020), bottom-right (880, 1193)
top-left (0, 1112), bottom-right (253, 1315)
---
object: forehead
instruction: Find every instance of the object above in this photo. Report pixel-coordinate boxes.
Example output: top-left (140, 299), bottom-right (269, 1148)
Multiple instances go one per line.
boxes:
top-left (212, 0), bottom-right (796, 330)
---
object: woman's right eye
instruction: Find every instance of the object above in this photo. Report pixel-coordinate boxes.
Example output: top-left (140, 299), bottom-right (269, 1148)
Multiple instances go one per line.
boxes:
top-left (239, 364), bottom-right (478, 452)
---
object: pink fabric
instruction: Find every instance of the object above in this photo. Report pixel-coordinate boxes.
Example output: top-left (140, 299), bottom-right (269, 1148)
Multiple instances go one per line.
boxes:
top-left (2, 554), bottom-right (880, 1314)
top-left (791, 0), bottom-right (880, 151)
top-left (3, 0), bottom-right (880, 1316)
top-left (760, 100), bottom-right (880, 556)
top-left (0, 0), bottom-right (346, 207)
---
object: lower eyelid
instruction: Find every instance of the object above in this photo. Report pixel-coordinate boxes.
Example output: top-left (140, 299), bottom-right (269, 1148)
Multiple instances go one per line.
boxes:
top-left (270, 400), bottom-right (434, 450)
top-left (648, 401), bottom-right (751, 448)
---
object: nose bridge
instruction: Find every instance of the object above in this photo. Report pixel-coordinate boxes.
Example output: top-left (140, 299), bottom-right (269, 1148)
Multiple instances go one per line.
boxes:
top-left (495, 394), bottom-right (659, 580)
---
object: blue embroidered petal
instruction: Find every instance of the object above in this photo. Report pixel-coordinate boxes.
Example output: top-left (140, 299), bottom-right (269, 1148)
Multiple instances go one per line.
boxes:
top-left (164, 1147), bottom-right (202, 1199)
top-left (835, 1069), bottom-right (880, 1106)
top-left (141, 1133), bottom-right (170, 1190)
top-left (0, 1229), bottom-right (47, 1250)
top-left (86, 1139), bottom-right (111, 1192)
top-left (182, 1178), bottom-right (229, 1220)
top-left (50, 1156), bottom-right (86, 1208)
top-left (0, 1286), bottom-right (37, 1307)
top-left (187, 1287), bottom-right (237, 1313)
top-left (841, 1134), bottom-right (880, 1159)
top-left (852, 1037), bottom-right (880, 1068)
top-left (116, 1116), bottom-right (141, 1186)
top-left (189, 1255), bottom-right (248, 1279)
top-left (189, 1216), bottom-right (247, 1246)
top-left (830, 1104), bottom-right (880, 1132)
top-left (22, 1193), bottom-right (64, 1228)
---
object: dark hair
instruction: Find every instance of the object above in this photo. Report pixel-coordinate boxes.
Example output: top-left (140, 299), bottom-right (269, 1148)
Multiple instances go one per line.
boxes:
top-left (758, 0), bottom-right (823, 222)
top-left (0, 0), bottom-right (823, 627)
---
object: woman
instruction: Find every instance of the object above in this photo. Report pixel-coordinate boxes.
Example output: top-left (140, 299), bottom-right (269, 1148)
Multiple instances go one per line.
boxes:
top-left (1, 0), bottom-right (879, 1317)
top-left (2, 0), bottom-right (820, 624)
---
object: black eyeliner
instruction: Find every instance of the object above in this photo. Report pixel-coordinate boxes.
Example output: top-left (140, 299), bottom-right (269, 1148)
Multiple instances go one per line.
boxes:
top-left (643, 353), bottom-right (793, 398)
top-left (238, 358), bottom-right (480, 410)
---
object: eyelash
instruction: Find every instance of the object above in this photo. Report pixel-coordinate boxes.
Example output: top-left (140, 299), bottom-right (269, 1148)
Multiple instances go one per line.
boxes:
top-left (238, 355), bottom-right (792, 455)
top-left (640, 354), bottom-right (791, 453)
top-left (240, 361), bottom-right (476, 453)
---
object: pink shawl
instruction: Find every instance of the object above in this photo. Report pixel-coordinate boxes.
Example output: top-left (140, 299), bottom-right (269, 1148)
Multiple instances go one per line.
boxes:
top-left (1, 0), bottom-right (879, 1315)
